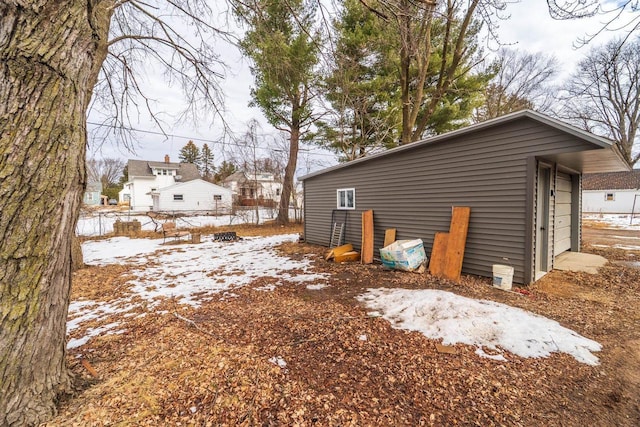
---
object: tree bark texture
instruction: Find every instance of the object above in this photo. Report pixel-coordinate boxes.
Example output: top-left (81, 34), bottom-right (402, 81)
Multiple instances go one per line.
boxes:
top-left (71, 235), bottom-right (84, 271)
top-left (277, 111), bottom-right (300, 225)
top-left (0, 1), bottom-right (112, 425)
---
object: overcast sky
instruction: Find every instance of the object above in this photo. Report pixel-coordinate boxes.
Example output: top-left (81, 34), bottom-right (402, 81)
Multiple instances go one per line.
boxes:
top-left (87, 0), bottom-right (634, 174)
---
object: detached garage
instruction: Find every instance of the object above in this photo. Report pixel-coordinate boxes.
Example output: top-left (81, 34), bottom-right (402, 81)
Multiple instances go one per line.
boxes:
top-left (150, 179), bottom-right (233, 214)
top-left (301, 110), bottom-right (630, 284)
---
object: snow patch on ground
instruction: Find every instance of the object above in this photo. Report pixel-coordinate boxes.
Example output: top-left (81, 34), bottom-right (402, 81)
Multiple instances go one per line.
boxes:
top-left (69, 234), bottom-right (327, 349)
top-left (82, 237), bottom-right (165, 265)
top-left (120, 234), bottom-right (326, 307)
top-left (583, 214), bottom-right (640, 230)
top-left (592, 243), bottom-right (640, 251)
top-left (73, 233), bottom-right (604, 368)
top-left (357, 288), bottom-right (601, 365)
top-left (268, 356), bottom-right (287, 369)
top-left (306, 283), bottom-right (329, 290)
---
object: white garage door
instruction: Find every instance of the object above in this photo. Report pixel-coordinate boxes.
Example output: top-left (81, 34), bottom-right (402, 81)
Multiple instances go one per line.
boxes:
top-left (554, 173), bottom-right (572, 255)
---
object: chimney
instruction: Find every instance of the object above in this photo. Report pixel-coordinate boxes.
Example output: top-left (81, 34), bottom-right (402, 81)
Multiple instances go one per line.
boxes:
top-left (164, 154), bottom-right (170, 164)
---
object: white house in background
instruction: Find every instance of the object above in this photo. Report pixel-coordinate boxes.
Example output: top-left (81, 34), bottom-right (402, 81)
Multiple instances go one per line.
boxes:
top-left (150, 179), bottom-right (234, 213)
top-left (118, 155), bottom-right (200, 211)
top-left (222, 171), bottom-right (282, 206)
top-left (583, 170), bottom-right (640, 214)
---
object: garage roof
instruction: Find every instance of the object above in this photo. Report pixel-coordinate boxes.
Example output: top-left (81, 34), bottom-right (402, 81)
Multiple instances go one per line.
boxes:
top-left (301, 110), bottom-right (630, 180)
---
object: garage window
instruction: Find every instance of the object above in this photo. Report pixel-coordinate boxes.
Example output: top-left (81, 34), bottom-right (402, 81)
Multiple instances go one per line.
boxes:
top-left (605, 192), bottom-right (615, 201)
top-left (173, 194), bottom-right (184, 201)
top-left (337, 188), bottom-right (355, 209)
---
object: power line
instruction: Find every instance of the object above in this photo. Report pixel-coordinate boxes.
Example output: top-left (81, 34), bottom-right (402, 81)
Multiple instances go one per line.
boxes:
top-left (88, 121), bottom-right (220, 145)
top-left (86, 121), bottom-right (336, 157)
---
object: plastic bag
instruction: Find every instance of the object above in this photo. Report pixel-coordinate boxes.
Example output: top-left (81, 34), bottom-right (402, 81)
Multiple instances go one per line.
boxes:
top-left (379, 239), bottom-right (427, 271)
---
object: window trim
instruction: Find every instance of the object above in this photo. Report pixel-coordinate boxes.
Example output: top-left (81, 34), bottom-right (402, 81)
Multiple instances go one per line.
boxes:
top-left (336, 188), bottom-right (356, 210)
top-left (173, 194), bottom-right (184, 201)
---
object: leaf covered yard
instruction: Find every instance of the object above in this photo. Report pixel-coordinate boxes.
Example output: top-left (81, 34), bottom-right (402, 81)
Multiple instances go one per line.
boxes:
top-left (49, 223), bottom-right (640, 426)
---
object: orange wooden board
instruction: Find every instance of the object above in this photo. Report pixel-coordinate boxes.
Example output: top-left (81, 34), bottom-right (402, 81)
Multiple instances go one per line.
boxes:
top-left (335, 251), bottom-right (361, 263)
top-left (383, 228), bottom-right (396, 248)
top-left (325, 243), bottom-right (354, 260)
top-left (361, 210), bottom-right (374, 264)
top-left (442, 207), bottom-right (471, 282)
top-left (429, 232), bottom-right (449, 276)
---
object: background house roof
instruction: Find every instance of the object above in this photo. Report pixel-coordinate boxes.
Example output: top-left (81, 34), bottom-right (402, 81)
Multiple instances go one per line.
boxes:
top-left (147, 161), bottom-right (180, 170)
top-left (223, 171), bottom-right (279, 183)
top-left (127, 159), bottom-right (200, 181)
top-left (582, 170), bottom-right (640, 190)
top-left (86, 180), bottom-right (103, 192)
top-left (223, 171), bottom-right (248, 183)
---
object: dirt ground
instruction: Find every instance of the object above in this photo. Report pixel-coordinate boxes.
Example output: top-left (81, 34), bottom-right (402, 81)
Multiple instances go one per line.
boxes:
top-left (46, 222), bottom-right (639, 426)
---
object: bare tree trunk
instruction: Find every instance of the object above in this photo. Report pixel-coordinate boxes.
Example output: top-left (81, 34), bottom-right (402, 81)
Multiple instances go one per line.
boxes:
top-left (0, 1), bottom-right (112, 425)
top-left (277, 123), bottom-right (300, 225)
top-left (71, 235), bottom-right (85, 272)
top-left (398, 0), bottom-right (412, 145)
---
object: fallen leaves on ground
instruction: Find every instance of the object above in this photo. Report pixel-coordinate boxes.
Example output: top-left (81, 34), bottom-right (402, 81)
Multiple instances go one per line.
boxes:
top-left (48, 225), bottom-right (640, 426)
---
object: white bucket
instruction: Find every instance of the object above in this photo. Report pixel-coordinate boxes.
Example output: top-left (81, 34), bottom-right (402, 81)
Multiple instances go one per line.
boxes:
top-left (492, 264), bottom-right (514, 290)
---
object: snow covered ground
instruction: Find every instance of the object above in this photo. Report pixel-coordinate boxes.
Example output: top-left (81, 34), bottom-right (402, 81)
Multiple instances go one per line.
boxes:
top-left (583, 213), bottom-right (640, 230)
top-left (83, 234), bottom-right (327, 307)
top-left (583, 214), bottom-right (640, 250)
top-left (71, 233), bottom-right (602, 365)
top-left (76, 208), bottom-right (281, 237)
top-left (70, 234), bottom-right (326, 348)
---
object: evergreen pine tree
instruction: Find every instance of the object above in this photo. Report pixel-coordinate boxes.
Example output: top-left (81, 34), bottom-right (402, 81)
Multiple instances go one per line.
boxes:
top-left (214, 161), bottom-right (238, 183)
top-left (201, 143), bottom-right (214, 180)
top-left (178, 140), bottom-right (201, 171)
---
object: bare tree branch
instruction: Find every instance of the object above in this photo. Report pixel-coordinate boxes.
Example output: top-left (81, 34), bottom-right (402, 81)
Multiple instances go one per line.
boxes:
top-left (559, 37), bottom-right (640, 166)
top-left (547, 0), bottom-right (640, 48)
top-left (88, 0), bottom-right (232, 151)
top-left (474, 48), bottom-right (559, 121)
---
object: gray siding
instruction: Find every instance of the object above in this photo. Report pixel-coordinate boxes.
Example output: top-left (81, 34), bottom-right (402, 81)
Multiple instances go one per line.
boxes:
top-left (304, 117), bottom-right (597, 284)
